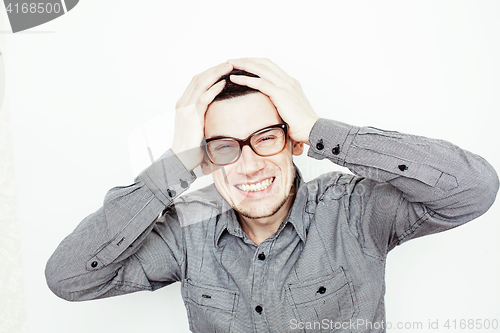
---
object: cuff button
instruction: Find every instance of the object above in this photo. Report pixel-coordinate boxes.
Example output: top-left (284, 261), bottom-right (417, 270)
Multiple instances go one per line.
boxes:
top-left (332, 144), bottom-right (340, 155)
top-left (316, 139), bottom-right (324, 150)
top-left (180, 179), bottom-right (188, 188)
top-left (91, 261), bottom-right (98, 268)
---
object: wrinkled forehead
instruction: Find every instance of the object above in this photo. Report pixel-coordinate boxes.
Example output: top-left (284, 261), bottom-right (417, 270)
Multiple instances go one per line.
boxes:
top-left (204, 93), bottom-right (282, 140)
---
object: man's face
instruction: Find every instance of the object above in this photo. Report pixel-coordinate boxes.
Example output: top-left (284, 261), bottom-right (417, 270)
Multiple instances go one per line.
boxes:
top-left (203, 93), bottom-right (303, 219)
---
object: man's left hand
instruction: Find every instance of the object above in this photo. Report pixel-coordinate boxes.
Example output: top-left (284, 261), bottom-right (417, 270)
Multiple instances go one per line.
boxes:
top-left (227, 58), bottom-right (320, 145)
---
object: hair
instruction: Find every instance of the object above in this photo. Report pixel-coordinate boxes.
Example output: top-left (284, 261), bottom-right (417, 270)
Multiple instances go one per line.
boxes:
top-left (213, 69), bottom-right (260, 102)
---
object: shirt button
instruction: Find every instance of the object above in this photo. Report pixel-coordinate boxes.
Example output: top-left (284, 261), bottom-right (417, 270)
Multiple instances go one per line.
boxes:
top-left (255, 305), bottom-right (263, 314)
top-left (180, 179), bottom-right (188, 188)
top-left (398, 164), bottom-right (408, 171)
top-left (332, 144), bottom-right (340, 155)
top-left (316, 139), bottom-right (324, 150)
top-left (258, 253), bottom-right (266, 260)
top-left (167, 189), bottom-right (176, 197)
top-left (317, 286), bottom-right (326, 294)
top-left (91, 261), bottom-right (98, 268)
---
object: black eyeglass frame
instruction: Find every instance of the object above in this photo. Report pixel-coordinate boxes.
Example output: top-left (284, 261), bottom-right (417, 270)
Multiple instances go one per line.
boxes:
top-left (203, 123), bottom-right (289, 166)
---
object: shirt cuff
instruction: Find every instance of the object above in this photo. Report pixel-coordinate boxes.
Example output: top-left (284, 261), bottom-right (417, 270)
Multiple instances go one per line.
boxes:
top-left (136, 149), bottom-right (196, 206)
top-left (307, 118), bottom-right (360, 166)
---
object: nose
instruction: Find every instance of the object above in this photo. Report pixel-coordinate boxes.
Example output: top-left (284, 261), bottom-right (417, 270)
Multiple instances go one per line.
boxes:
top-left (235, 145), bottom-right (265, 175)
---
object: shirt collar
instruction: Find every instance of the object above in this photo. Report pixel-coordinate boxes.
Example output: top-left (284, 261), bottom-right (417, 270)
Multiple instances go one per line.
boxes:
top-left (283, 166), bottom-right (308, 243)
top-left (214, 164), bottom-right (308, 246)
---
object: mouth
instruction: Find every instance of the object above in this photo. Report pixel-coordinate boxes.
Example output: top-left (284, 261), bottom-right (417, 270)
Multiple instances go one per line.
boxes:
top-left (234, 177), bottom-right (275, 192)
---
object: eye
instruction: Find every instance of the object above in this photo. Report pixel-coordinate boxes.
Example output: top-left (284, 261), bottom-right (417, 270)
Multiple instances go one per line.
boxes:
top-left (257, 135), bottom-right (276, 143)
top-left (209, 140), bottom-right (238, 153)
top-left (215, 144), bottom-right (233, 151)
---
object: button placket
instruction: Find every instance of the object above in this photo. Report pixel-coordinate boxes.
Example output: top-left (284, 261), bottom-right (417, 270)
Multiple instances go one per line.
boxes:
top-left (251, 242), bottom-right (271, 325)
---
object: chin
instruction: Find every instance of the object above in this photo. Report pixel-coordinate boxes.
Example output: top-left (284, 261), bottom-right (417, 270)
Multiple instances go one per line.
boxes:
top-left (232, 187), bottom-right (293, 220)
top-left (235, 204), bottom-right (282, 220)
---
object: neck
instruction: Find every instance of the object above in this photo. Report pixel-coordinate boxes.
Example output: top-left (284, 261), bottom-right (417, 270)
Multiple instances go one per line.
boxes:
top-left (237, 186), bottom-right (296, 246)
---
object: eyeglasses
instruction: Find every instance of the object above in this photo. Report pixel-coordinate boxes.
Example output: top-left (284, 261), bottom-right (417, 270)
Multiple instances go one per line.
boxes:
top-left (204, 123), bottom-right (288, 166)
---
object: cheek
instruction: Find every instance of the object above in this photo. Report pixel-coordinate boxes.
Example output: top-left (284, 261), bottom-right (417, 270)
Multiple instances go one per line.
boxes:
top-left (212, 170), bottom-right (227, 189)
top-left (270, 156), bottom-right (294, 177)
top-left (212, 168), bottom-right (237, 197)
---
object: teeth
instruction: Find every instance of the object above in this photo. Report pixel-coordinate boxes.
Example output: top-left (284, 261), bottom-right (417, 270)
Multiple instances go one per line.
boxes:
top-left (236, 177), bottom-right (274, 192)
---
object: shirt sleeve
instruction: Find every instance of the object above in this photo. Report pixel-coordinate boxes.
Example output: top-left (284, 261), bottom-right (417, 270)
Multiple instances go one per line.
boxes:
top-left (307, 118), bottom-right (499, 253)
top-left (45, 149), bottom-right (195, 301)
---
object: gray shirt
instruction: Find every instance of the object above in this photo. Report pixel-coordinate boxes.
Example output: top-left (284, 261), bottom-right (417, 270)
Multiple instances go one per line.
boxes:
top-left (46, 118), bottom-right (499, 333)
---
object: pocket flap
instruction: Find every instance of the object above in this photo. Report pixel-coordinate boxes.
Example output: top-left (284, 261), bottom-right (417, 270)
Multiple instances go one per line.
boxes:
top-left (287, 267), bottom-right (349, 306)
top-left (186, 279), bottom-right (238, 312)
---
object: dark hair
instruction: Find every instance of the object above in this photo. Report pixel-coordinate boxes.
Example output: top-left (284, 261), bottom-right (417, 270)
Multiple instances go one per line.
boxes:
top-left (213, 69), bottom-right (260, 102)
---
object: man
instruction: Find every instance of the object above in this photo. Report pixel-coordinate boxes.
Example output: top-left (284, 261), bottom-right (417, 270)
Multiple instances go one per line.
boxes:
top-left (46, 58), bottom-right (498, 332)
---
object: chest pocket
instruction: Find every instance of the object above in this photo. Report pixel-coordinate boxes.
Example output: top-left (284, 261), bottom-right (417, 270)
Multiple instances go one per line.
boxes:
top-left (184, 279), bottom-right (239, 333)
top-left (285, 267), bottom-right (357, 332)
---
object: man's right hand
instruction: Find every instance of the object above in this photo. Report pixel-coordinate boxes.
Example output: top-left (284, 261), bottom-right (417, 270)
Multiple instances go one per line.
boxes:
top-left (171, 62), bottom-right (233, 172)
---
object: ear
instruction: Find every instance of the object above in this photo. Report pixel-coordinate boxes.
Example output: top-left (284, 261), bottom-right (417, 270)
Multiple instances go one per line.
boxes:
top-left (200, 155), bottom-right (213, 175)
top-left (291, 140), bottom-right (304, 156)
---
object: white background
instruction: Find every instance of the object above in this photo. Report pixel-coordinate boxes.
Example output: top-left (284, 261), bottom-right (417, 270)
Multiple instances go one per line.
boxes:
top-left (1, 1), bottom-right (499, 332)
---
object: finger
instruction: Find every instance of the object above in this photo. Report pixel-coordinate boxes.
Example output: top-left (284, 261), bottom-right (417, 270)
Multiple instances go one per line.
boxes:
top-left (227, 58), bottom-right (291, 87)
top-left (228, 57), bottom-right (285, 73)
top-left (197, 79), bottom-right (226, 110)
top-left (180, 63), bottom-right (233, 105)
top-left (228, 58), bottom-right (282, 84)
top-left (229, 75), bottom-right (279, 98)
top-left (194, 62), bottom-right (233, 91)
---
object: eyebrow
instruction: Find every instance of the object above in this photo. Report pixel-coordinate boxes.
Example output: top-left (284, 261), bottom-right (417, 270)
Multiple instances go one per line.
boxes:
top-left (205, 124), bottom-right (282, 141)
top-left (205, 135), bottom-right (232, 141)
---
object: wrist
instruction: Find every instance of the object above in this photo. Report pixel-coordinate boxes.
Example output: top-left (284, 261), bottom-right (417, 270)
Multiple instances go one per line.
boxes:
top-left (172, 146), bottom-right (204, 172)
top-left (296, 116), bottom-right (320, 145)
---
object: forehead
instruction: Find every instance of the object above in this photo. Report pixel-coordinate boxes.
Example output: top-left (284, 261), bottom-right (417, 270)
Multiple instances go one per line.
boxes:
top-left (204, 93), bottom-right (282, 139)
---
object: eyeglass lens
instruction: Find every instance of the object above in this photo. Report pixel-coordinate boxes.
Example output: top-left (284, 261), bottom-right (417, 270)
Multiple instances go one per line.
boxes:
top-left (207, 127), bottom-right (286, 165)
